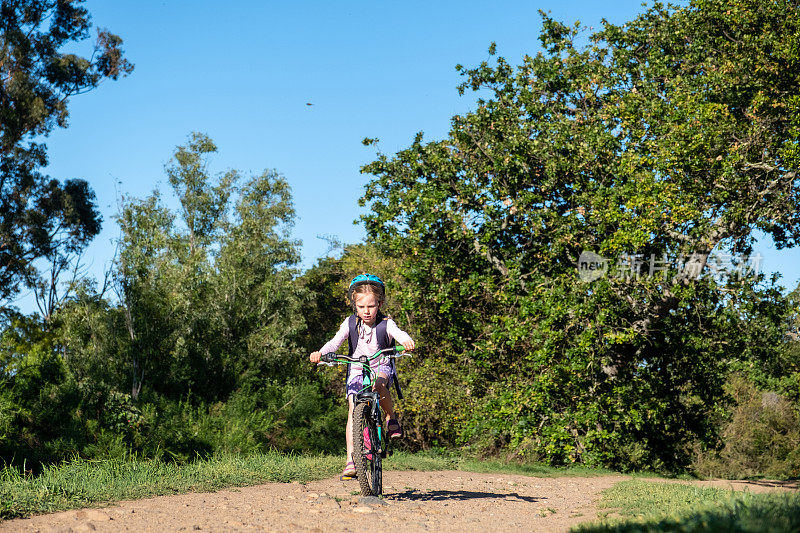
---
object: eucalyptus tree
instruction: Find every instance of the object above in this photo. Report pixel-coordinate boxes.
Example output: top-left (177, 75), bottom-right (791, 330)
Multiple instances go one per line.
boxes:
top-left (0, 0), bottom-right (132, 308)
top-left (115, 133), bottom-right (305, 402)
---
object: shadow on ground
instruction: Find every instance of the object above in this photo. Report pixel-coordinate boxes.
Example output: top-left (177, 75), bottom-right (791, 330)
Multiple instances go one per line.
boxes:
top-left (742, 479), bottom-right (799, 490)
top-left (387, 489), bottom-right (541, 503)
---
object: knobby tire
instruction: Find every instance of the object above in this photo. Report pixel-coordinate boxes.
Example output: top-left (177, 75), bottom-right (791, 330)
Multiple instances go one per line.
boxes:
top-left (352, 401), bottom-right (382, 496)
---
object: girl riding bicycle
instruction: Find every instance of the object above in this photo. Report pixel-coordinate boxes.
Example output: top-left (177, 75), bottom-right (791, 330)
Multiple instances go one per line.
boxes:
top-left (310, 273), bottom-right (415, 480)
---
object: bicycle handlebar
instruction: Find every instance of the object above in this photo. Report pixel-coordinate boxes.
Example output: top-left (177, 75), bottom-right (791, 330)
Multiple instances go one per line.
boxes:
top-left (317, 346), bottom-right (412, 366)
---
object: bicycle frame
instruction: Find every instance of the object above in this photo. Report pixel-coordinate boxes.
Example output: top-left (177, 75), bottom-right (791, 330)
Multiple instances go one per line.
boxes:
top-left (352, 354), bottom-right (384, 454)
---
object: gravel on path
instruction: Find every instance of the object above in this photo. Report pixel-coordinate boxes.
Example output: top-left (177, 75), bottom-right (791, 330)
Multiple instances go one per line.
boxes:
top-left (3, 471), bottom-right (796, 532)
top-left (1, 471), bottom-right (629, 533)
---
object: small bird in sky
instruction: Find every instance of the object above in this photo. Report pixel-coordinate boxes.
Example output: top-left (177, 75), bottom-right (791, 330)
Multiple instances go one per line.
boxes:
top-left (306, 102), bottom-right (313, 106)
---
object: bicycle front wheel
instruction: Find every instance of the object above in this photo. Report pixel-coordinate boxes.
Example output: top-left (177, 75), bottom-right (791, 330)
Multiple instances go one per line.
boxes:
top-left (352, 401), bottom-right (382, 496)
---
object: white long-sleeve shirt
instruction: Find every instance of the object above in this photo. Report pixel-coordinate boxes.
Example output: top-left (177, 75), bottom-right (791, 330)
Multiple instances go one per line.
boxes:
top-left (319, 316), bottom-right (412, 382)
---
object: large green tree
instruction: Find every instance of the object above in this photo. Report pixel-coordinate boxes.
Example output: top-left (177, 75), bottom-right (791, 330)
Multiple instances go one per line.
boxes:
top-left (0, 0), bottom-right (132, 308)
top-left (361, 0), bottom-right (799, 469)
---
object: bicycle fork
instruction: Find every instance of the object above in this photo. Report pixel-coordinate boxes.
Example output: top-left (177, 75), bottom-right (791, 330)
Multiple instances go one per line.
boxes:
top-left (359, 392), bottom-right (391, 459)
top-left (371, 399), bottom-right (391, 458)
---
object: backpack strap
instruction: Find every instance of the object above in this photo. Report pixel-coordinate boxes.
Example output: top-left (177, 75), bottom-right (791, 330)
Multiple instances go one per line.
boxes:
top-left (375, 316), bottom-right (391, 350)
top-left (344, 314), bottom-right (358, 394)
top-left (347, 314), bottom-right (359, 356)
top-left (376, 316), bottom-right (405, 400)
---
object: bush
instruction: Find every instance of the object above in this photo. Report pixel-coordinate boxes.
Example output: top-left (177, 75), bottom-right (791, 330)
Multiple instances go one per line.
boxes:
top-left (694, 375), bottom-right (800, 479)
top-left (126, 381), bottom-right (345, 463)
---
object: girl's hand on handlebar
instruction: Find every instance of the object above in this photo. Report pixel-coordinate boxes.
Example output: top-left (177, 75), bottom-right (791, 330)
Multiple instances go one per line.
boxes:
top-left (310, 351), bottom-right (322, 363)
top-left (401, 339), bottom-right (415, 352)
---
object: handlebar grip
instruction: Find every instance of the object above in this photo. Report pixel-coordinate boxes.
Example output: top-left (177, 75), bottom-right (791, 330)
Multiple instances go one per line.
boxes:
top-left (320, 353), bottom-right (336, 363)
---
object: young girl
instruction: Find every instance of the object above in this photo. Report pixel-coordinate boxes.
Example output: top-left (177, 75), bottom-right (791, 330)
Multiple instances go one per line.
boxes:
top-left (310, 273), bottom-right (415, 480)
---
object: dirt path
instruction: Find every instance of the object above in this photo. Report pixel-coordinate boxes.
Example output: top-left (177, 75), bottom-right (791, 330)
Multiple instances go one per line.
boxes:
top-left (2, 472), bottom-right (796, 533)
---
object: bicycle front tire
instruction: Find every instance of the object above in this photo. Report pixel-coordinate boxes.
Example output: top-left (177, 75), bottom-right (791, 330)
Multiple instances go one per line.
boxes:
top-left (352, 401), bottom-right (382, 496)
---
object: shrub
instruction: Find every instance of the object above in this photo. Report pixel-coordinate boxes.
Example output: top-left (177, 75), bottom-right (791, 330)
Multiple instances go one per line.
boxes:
top-left (694, 375), bottom-right (800, 479)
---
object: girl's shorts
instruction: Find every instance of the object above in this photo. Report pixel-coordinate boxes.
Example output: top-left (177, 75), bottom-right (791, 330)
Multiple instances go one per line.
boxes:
top-left (346, 364), bottom-right (394, 397)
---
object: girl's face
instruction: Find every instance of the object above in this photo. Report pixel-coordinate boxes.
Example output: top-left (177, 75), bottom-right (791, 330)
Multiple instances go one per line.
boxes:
top-left (354, 293), bottom-right (381, 326)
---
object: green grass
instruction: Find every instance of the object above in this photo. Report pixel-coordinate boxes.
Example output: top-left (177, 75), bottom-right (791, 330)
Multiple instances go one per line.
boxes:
top-left (0, 450), bottom-right (611, 520)
top-left (573, 479), bottom-right (800, 532)
top-left (0, 451), bottom-right (342, 520)
top-left (388, 450), bottom-right (615, 477)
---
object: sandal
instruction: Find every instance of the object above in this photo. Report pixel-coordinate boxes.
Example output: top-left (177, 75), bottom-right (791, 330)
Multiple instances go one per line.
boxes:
top-left (340, 461), bottom-right (357, 480)
top-left (387, 418), bottom-right (403, 439)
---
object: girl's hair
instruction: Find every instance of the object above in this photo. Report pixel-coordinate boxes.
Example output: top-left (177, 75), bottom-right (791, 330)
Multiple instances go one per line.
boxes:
top-left (350, 282), bottom-right (385, 306)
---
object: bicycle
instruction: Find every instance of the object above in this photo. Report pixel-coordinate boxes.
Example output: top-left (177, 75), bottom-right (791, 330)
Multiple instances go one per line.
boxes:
top-left (318, 345), bottom-right (411, 496)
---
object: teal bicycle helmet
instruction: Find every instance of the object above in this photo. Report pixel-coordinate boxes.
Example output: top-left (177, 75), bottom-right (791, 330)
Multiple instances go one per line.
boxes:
top-left (348, 273), bottom-right (385, 301)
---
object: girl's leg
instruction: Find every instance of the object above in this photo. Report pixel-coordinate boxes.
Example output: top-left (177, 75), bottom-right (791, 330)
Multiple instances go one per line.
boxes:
top-left (375, 373), bottom-right (395, 424)
top-left (345, 395), bottom-right (355, 462)
top-left (376, 373), bottom-right (403, 438)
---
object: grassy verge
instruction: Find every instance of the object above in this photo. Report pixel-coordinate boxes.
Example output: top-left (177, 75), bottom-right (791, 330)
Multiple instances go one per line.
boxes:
top-left (573, 479), bottom-right (800, 532)
top-left (0, 450), bottom-right (610, 520)
top-left (387, 451), bottom-right (614, 477)
top-left (0, 452), bottom-right (341, 520)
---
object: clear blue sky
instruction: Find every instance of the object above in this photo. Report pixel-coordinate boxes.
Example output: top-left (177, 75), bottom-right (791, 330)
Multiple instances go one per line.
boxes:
top-left (17, 0), bottom-right (800, 309)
